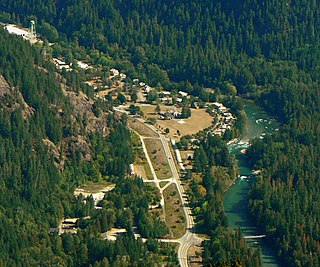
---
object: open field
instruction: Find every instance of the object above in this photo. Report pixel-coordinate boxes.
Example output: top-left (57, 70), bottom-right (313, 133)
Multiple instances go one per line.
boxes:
top-left (131, 131), bottom-right (153, 179)
top-left (128, 118), bottom-right (158, 137)
top-left (97, 87), bottom-right (117, 97)
top-left (160, 181), bottom-right (169, 188)
top-left (163, 183), bottom-right (186, 238)
top-left (139, 104), bottom-right (178, 119)
top-left (144, 138), bottom-right (172, 180)
top-left (189, 244), bottom-right (204, 267)
top-left (75, 181), bottom-right (114, 194)
top-left (134, 164), bottom-right (151, 180)
top-left (180, 150), bottom-right (194, 168)
top-left (157, 108), bottom-right (213, 137)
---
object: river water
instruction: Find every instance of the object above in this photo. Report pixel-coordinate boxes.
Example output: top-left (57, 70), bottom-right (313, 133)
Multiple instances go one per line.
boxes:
top-left (223, 100), bottom-right (281, 267)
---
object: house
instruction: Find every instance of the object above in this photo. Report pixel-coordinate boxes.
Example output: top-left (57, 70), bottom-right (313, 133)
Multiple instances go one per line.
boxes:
top-left (5, 24), bottom-right (29, 38)
top-left (219, 106), bottom-right (228, 113)
top-left (160, 97), bottom-right (173, 105)
top-left (144, 85), bottom-right (151, 93)
top-left (129, 164), bottom-right (134, 175)
top-left (161, 91), bottom-right (171, 96)
top-left (110, 68), bottom-right (119, 76)
top-left (63, 218), bottom-right (79, 224)
top-left (77, 61), bottom-right (91, 69)
top-left (179, 91), bottom-right (188, 97)
top-left (4, 24), bottom-right (38, 44)
top-left (53, 58), bottom-right (72, 71)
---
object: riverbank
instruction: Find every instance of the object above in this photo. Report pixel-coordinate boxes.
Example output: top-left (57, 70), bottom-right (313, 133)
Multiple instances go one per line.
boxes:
top-left (223, 99), bottom-right (281, 267)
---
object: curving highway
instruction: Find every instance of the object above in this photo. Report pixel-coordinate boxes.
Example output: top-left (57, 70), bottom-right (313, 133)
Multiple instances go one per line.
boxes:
top-left (114, 106), bottom-right (204, 266)
top-left (140, 118), bottom-right (204, 267)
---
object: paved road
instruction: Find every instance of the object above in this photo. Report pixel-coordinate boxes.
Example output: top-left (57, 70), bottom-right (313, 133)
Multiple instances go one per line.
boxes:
top-left (114, 106), bottom-right (204, 266)
top-left (141, 119), bottom-right (204, 267)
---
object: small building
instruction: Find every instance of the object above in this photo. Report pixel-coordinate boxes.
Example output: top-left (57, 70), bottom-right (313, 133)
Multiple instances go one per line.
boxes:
top-left (144, 85), bottom-right (151, 93)
top-left (120, 73), bottom-right (126, 80)
top-left (63, 218), bottom-right (79, 224)
top-left (179, 91), bottom-right (188, 97)
top-left (175, 149), bottom-right (183, 163)
top-left (77, 61), bottom-right (91, 70)
top-left (4, 23), bottom-right (38, 44)
top-left (110, 68), bottom-right (119, 76)
top-left (5, 24), bottom-right (29, 38)
top-left (53, 58), bottom-right (72, 71)
top-left (160, 97), bottom-right (173, 105)
top-left (129, 164), bottom-right (134, 175)
top-left (161, 91), bottom-right (171, 96)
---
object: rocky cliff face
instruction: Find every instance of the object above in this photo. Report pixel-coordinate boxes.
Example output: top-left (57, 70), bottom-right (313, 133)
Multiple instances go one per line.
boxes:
top-left (1, 73), bottom-right (115, 171)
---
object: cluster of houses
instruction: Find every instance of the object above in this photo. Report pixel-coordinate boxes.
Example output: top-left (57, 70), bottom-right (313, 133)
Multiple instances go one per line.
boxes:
top-left (110, 68), bottom-right (126, 80)
top-left (158, 90), bottom-right (189, 105)
top-left (53, 57), bottom-right (94, 72)
top-left (131, 78), bottom-right (190, 106)
top-left (158, 108), bottom-right (182, 120)
top-left (53, 58), bottom-right (72, 71)
top-left (132, 79), bottom-right (152, 94)
top-left (50, 217), bottom-right (89, 235)
top-left (209, 102), bottom-right (236, 136)
top-left (83, 68), bottom-right (126, 92)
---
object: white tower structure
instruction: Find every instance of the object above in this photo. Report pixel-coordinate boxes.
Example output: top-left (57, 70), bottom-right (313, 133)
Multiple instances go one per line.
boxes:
top-left (29, 20), bottom-right (37, 43)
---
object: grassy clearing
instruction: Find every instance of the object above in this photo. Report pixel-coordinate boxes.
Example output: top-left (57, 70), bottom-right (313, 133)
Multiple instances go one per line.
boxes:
top-left (157, 108), bottom-right (213, 137)
top-left (188, 243), bottom-right (203, 267)
top-left (128, 118), bottom-right (158, 137)
top-left (163, 183), bottom-right (186, 238)
top-left (139, 104), bottom-right (177, 119)
top-left (131, 131), bottom-right (153, 180)
top-left (159, 181), bottom-right (169, 188)
top-left (144, 138), bottom-right (172, 180)
top-left (75, 181), bottom-right (114, 194)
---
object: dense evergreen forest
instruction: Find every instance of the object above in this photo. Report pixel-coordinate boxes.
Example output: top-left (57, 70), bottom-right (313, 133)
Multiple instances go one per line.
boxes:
top-left (1, 0), bottom-right (320, 266)
top-left (1, 0), bottom-right (320, 94)
top-left (0, 28), bottom-right (177, 266)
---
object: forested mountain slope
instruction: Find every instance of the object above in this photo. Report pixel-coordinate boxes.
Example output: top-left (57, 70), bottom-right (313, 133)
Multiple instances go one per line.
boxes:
top-left (1, 1), bottom-right (320, 266)
top-left (1, 0), bottom-right (320, 92)
top-left (0, 28), bottom-right (169, 266)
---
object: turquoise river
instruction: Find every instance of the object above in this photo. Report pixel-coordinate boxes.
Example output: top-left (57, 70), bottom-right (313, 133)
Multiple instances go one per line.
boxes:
top-left (223, 100), bottom-right (282, 267)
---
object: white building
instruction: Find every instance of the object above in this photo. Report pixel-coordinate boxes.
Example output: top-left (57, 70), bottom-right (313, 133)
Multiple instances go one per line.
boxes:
top-left (77, 61), bottom-right (91, 70)
top-left (53, 58), bottom-right (72, 71)
top-left (5, 23), bottom-right (37, 44)
top-left (110, 68), bottom-right (119, 76)
top-left (179, 91), bottom-right (188, 97)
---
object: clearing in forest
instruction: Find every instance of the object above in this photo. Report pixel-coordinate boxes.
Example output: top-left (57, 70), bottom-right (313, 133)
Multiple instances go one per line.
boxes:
top-left (157, 109), bottom-right (213, 137)
top-left (128, 118), bottom-right (158, 137)
top-left (144, 138), bottom-right (172, 180)
top-left (163, 183), bottom-right (186, 238)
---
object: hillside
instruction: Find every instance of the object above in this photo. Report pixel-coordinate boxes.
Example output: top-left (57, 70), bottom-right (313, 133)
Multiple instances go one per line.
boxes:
top-left (0, 1), bottom-right (320, 266)
top-left (0, 28), bottom-right (173, 266)
top-left (1, 1), bottom-right (319, 93)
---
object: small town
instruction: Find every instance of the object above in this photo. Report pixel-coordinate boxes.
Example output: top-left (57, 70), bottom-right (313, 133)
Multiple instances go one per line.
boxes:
top-left (1, 2), bottom-right (315, 266)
